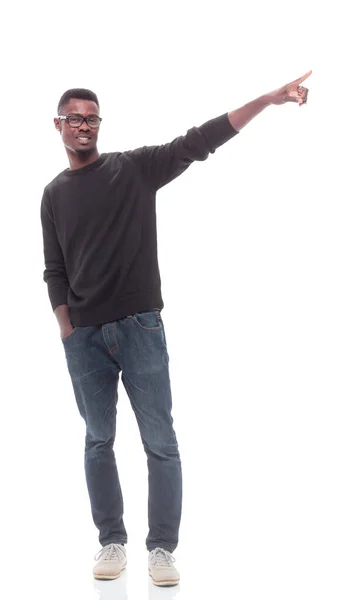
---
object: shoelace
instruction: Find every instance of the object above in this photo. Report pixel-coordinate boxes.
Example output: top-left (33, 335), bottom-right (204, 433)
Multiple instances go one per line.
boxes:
top-left (94, 543), bottom-right (125, 562)
top-left (150, 548), bottom-right (175, 566)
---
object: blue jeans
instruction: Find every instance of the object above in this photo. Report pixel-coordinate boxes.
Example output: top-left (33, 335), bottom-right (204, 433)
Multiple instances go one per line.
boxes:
top-left (62, 310), bottom-right (182, 553)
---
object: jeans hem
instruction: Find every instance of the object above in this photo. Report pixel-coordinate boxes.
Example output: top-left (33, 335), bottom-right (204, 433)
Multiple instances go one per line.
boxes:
top-left (147, 546), bottom-right (176, 553)
top-left (101, 539), bottom-right (127, 547)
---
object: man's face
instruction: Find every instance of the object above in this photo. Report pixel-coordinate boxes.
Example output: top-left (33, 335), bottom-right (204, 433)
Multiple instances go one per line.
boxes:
top-left (54, 98), bottom-right (101, 154)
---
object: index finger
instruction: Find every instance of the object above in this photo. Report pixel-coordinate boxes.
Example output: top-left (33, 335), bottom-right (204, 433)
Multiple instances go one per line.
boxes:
top-left (295, 70), bottom-right (312, 84)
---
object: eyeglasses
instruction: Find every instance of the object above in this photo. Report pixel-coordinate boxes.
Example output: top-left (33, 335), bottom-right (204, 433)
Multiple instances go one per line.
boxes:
top-left (58, 114), bottom-right (102, 128)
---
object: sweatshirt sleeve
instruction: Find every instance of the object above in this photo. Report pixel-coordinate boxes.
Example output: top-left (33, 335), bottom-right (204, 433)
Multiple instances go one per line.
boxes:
top-left (131, 113), bottom-right (238, 191)
top-left (40, 189), bottom-right (70, 311)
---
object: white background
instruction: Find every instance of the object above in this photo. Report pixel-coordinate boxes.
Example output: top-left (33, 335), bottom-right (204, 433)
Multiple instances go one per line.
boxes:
top-left (0, 1), bottom-right (357, 599)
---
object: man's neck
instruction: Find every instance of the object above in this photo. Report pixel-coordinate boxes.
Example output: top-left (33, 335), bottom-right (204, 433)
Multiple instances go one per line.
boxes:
top-left (67, 148), bottom-right (100, 171)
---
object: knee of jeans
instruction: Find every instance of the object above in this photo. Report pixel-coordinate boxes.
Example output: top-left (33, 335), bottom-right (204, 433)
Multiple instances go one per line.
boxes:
top-left (85, 430), bottom-right (115, 453)
top-left (143, 435), bottom-right (179, 459)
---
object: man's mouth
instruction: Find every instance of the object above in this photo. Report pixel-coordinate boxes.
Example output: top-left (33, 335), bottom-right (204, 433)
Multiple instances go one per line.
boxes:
top-left (77, 136), bottom-right (91, 143)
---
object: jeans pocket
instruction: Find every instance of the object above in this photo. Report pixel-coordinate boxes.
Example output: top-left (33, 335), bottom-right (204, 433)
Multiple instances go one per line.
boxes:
top-left (61, 327), bottom-right (78, 343)
top-left (132, 310), bottom-right (163, 331)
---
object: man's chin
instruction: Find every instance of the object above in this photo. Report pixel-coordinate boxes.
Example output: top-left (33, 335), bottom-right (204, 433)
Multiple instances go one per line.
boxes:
top-left (75, 146), bottom-right (94, 154)
top-left (65, 140), bottom-right (97, 155)
top-left (70, 145), bottom-right (96, 156)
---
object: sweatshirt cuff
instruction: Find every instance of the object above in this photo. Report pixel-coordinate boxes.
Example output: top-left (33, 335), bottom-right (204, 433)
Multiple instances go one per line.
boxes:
top-left (50, 287), bottom-right (69, 311)
top-left (198, 113), bottom-right (239, 152)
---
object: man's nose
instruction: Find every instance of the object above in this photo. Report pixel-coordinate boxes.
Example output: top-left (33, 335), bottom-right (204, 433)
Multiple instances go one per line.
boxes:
top-left (79, 119), bottom-right (90, 131)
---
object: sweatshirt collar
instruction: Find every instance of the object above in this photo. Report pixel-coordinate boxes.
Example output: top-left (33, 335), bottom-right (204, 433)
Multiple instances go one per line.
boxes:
top-left (63, 154), bottom-right (107, 176)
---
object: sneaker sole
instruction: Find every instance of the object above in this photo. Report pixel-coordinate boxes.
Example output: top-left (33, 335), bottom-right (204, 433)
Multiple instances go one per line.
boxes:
top-left (93, 566), bottom-right (126, 580)
top-left (149, 571), bottom-right (180, 586)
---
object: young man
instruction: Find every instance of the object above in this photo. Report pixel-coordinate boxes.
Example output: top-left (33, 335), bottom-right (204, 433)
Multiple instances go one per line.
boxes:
top-left (41, 70), bottom-right (311, 586)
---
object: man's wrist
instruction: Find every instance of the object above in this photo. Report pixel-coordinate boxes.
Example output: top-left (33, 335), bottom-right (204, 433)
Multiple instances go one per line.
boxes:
top-left (228, 94), bottom-right (273, 132)
top-left (259, 93), bottom-right (273, 107)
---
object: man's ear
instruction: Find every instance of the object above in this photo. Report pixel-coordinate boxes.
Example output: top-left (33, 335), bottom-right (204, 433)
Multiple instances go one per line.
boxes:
top-left (54, 117), bottom-right (61, 132)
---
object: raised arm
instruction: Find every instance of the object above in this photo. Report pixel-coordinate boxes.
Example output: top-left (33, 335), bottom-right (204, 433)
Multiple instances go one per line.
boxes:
top-left (132, 70), bottom-right (312, 191)
top-left (228, 70), bottom-right (312, 131)
top-left (131, 112), bottom-right (238, 191)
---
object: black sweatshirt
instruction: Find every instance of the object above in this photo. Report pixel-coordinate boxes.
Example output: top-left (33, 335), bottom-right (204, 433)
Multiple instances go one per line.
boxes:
top-left (41, 113), bottom-right (238, 327)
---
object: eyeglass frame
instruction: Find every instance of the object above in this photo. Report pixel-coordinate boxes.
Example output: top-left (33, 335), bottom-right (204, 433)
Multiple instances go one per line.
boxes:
top-left (58, 114), bottom-right (103, 128)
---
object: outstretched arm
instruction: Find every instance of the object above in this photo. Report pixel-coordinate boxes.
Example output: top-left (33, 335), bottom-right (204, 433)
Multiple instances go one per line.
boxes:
top-left (228, 70), bottom-right (312, 131)
top-left (132, 70), bottom-right (312, 190)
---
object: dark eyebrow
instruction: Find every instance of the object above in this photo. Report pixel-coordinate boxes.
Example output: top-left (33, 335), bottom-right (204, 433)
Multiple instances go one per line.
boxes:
top-left (67, 113), bottom-right (99, 117)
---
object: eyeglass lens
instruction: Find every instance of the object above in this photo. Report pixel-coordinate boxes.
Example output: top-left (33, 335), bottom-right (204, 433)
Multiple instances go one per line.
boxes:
top-left (68, 115), bottom-right (101, 128)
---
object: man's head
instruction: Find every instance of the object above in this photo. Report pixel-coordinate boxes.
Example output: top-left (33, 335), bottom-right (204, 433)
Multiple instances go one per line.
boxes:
top-left (54, 88), bottom-right (101, 155)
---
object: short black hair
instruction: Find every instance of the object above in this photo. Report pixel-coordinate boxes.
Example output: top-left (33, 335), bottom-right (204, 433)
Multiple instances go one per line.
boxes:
top-left (57, 88), bottom-right (100, 115)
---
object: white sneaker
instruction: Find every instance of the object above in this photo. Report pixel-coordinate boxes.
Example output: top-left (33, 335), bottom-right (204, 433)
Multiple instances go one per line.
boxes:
top-left (93, 543), bottom-right (127, 580)
top-left (148, 548), bottom-right (180, 586)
